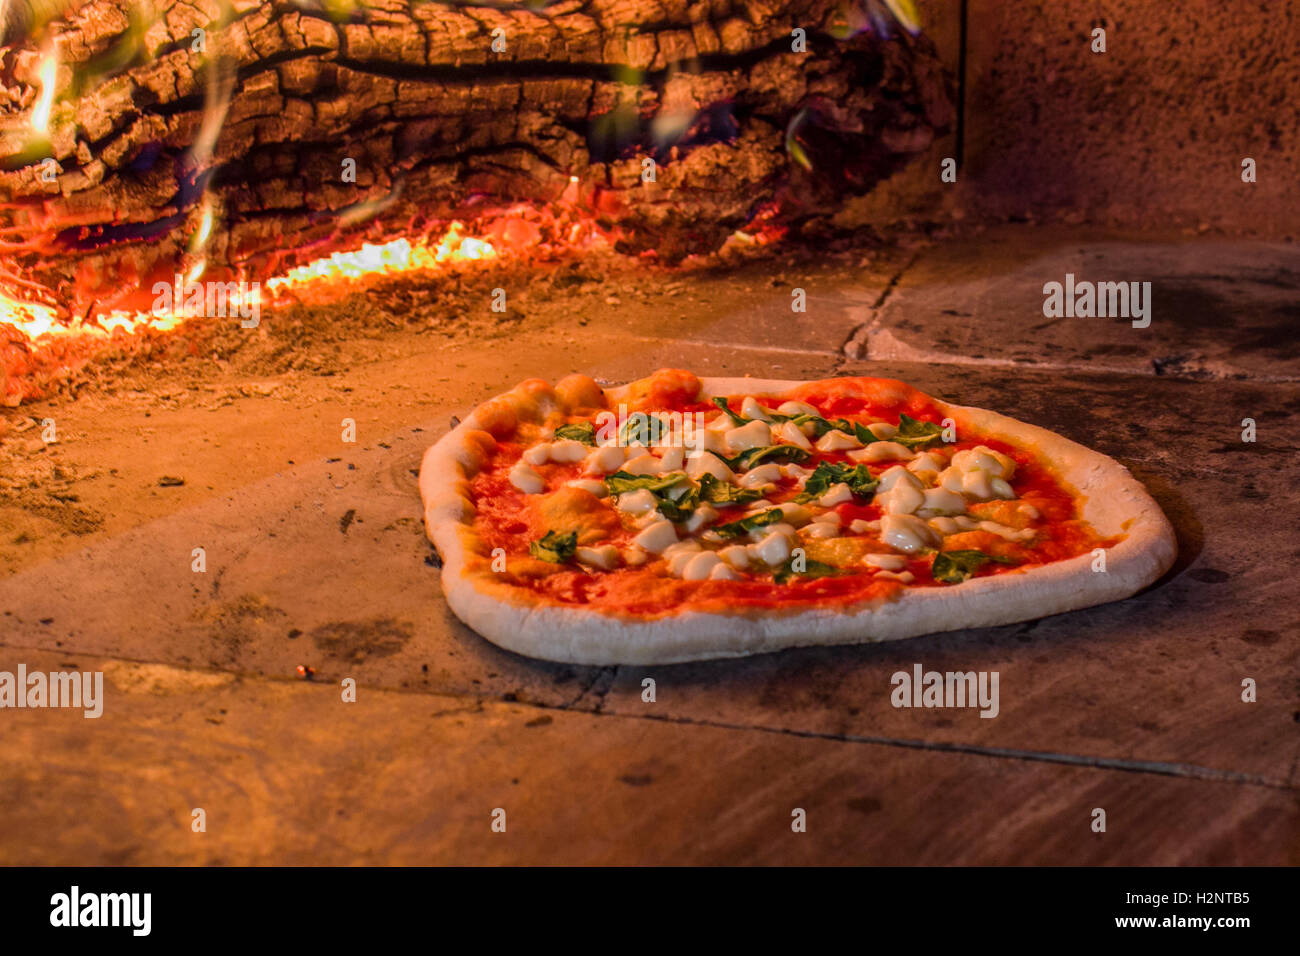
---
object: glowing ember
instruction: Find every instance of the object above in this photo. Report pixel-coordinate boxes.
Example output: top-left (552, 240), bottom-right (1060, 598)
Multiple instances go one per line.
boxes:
top-left (0, 217), bottom-right (549, 351)
top-left (264, 224), bottom-right (496, 295)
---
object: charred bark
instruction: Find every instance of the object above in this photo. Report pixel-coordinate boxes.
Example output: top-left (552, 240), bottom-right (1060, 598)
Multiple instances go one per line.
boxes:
top-left (0, 0), bottom-right (952, 316)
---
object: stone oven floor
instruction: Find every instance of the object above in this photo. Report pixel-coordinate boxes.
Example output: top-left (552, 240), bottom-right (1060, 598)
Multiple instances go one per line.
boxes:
top-left (2, 225), bottom-right (1298, 864)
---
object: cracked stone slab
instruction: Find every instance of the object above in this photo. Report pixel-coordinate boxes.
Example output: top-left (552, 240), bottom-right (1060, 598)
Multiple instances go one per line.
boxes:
top-left (848, 237), bottom-right (1300, 381)
top-left (1, 649), bottom-right (1294, 865)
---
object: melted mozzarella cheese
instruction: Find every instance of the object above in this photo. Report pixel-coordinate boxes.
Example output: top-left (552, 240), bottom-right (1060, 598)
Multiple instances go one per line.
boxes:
top-left (614, 488), bottom-right (658, 514)
top-left (724, 420), bottom-right (772, 453)
top-left (777, 420), bottom-right (813, 450)
top-left (584, 444), bottom-right (626, 474)
top-left (682, 552), bottom-right (723, 580)
top-left (565, 479), bottom-right (608, 497)
top-left (632, 519), bottom-right (678, 553)
top-left (509, 462), bottom-right (545, 494)
top-left (687, 452), bottom-right (737, 483)
top-left (739, 463), bottom-right (783, 488)
top-left (750, 530), bottom-right (792, 565)
top-left (818, 482), bottom-right (853, 507)
top-left (740, 397), bottom-right (773, 421)
top-left (548, 439), bottom-right (587, 463)
top-left (849, 441), bottom-right (913, 463)
top-left (575, 545), bottom-right (620, 569)
top-left (815, 429), bottom-right (862, 452)
top-left (880, 513), bottom-right (940, 553)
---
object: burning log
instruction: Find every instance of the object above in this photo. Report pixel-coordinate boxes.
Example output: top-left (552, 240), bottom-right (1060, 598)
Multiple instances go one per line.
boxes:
top-left (0, 0), bottom-right (952, 319)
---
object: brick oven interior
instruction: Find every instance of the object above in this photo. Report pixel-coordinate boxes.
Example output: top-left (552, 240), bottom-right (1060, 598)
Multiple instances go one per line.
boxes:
top-left (0, 1), bottom-right (1297, 865)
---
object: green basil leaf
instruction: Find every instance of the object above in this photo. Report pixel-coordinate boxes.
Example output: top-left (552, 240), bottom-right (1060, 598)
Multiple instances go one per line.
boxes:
top-left (724, 444), bottom-right (812, 471)
top-left (654, 483), bottom-right (701, 523)
top-left (618, 412), bottom-right (668, 446)
top-left (853, 422), bottom-right (879, 445)
top-left (529, 529), bottom-right (577, 563)
top-left (604, 471), bottom-right (688, 496)
top-left (714, 508), bottom-right (784, 540)
top-left (711, 396), bottom-right (750, 426)
top-left (698, 473), bottom-right (764, 506)
top-left (774, 554), bottom-right (848, 585)
top-left (795, 461), bottom-right (879, 503)
top-left (930, 549), bottom-right (1016, 584)
top-left (892, 413), bottom-right (944, 450)
top-left (553, 422), bottom-right (596, 445)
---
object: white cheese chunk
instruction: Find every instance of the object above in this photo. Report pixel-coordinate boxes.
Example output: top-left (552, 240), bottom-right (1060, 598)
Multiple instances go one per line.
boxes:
top-left (632, 519), bottom-right (678, 554)
top-left (724, 419), bottom-right (772, 453)
top-left (622, 453), bottom-right (662, 476)
top-left (718, 545), bottom-right (750, 569)
top-left (1018, 502), bottom-right (1041, 520)
top-left (584, 444), bottom-right (626, 474)
top-left (990, 477), bottom-right (1015, 499)
top-left (877, 465), bottom-right (922, 492)
top-left (928, 516), bottom-right (961, 535)
top-left (663, 540), bottom-right (703, 558)
top-left (704, 414), bottom-right (731, 432)
top-left (811, 511), bottom-right (842, 527)
top-left (781, 463), bottom-right (812, 480)
top-left (777, 400), bottom-right (819, 417)
top-left (686, 452), bottom-right (737, 483)
top-left (775, 502), bottom-right (811, 526)
top-left (565, 479), bottom-right (608, 497)
top-left (849, 518), bottom-right (880, 534)
top-left (978, 520), bottom-right (1036, 542)
top-left (667, 550), bottom-right (698, 575)
top-left (818, 482), bottom-right (853, 507)
top-left (622, 548), bottom-right (649, 566)
top-left (657, 446), bottom-right (685, 472)
top-left (614, 488), bottom-right (658, 515)
top-left (739, 464), bottom-right (783, 488)
top-left (952, 445), bottom-right (1016, 479)
top-left (740, 396), bottom-right (773, 421)
top-left (908, 451), bottom-right (948, 474)
top-left (682, 552), bottom-right (723, 581)
top-left (916, 487), bottom-right (967, 517)
top-left (509, 462), bottom-right (545, 494)
top-left (865, 422), bottom-right (898, 439)
top-left (777, 420), bottom-right (812, 450)
top-left (687, 428), bottom-right (727, 457)
top-left (864, 553), bottom-right (909, 570)
top-left (522, 443), bottom-right (551, 466)
top-left (802, 521), bottom-right (840, 539)
top-left (709, 563), bottom-right (743, 582)
top-left (961, 469), bottom-right (995, 499)
top-left (750, 530), bottom-right (793, 566)
top-left (876, 570), bottom-right (915, 583)
top-left (548, 439), bottom-right (587, 463)
top-left (815, 429), bottom-right (862, 452)
top-left (684, 503), bottom-right (719, 533)
top-left (879, 480), bottom-right (925, 515)
top-left (575, 545), bottom-right (620, 570)
top-left (754, 521), bottom-right (798, 543)
top-left (880, 513), bottom-right (940, 553)
top-left (849, 441), bottom-right (913, 463)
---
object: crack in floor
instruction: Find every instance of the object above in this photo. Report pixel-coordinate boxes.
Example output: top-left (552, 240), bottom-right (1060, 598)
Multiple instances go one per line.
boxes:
top-left (3, 640), bottom-right (1293, 791)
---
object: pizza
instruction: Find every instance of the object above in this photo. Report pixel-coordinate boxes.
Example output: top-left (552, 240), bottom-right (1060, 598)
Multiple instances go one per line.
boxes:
top-left (419, 369), bottom-right (1177, 664)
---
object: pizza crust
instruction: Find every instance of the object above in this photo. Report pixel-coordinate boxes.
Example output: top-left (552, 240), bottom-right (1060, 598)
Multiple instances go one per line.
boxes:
top-left (419, 372), bottom-right (1178, 665)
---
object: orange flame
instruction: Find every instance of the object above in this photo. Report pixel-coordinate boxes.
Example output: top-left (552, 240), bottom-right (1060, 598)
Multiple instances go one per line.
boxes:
top-left (30, 54), bottom-right (57, 134)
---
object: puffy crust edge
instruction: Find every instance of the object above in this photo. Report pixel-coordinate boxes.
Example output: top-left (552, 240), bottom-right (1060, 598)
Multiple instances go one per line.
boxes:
top-left (420, 372), bottom-right (1178, 665)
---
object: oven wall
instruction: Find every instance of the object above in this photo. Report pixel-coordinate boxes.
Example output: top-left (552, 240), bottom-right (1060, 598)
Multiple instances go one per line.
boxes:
top-left (858, 0), bottom-right (1300, 238)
